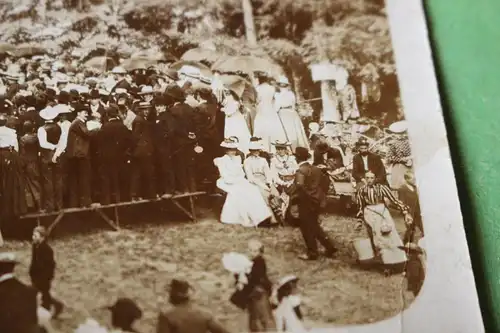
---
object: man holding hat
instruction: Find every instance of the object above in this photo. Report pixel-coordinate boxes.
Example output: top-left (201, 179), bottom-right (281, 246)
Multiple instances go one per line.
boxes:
top-left (37, 106), bottom-right (64, 212)
top-left (0, 252), bottom-right (39, 333)
top-left (288, 147), bottom-right (337, 261)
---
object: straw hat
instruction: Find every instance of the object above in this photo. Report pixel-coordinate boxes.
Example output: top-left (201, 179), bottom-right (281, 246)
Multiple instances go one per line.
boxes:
top-left (138, 85), bottom-right (154, 95)
top-left (39, 106), bottom-right (60, 121)
top-left (220, 137), bottom-right (239, 149)
top-left (111, 66), bottom-right (127, 74)
top-left (178, 65), bottom-right (201, 78)
top-left (277, 75), bottom-right (290, 86)
top-left (0, 252), bottom-right (19, 265)
top-left (388, 120), bottom-right (408, 134)
top-left (272, 140), bottom-right (291, 148)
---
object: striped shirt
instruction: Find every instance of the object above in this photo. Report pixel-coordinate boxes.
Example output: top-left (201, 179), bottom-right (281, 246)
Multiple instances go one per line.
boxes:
top-left (356, 183), bottom-right (408, 214)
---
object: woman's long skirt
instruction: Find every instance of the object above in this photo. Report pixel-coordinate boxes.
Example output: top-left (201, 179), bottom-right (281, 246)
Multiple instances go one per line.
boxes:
top-left (0, 149), bottom-right (28, 219)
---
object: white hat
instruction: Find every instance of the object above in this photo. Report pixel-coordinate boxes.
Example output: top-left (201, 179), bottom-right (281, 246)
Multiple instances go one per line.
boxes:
top-left (277, 75), bottom-right (290, 86)
top-left (53, 104), bottom-right (72, 114)
top-left (388, 120), bottom-right (408, 134)
top-left (39, 106), bottom-right (60, 120)
top-left (111, 66), bottom-right (127, 74)
top-left (138, 86), bottom-right (154, 95)
top-left (0, 252), bottom-right (19, 264)
top-left (178, 65), bottom-right (201, 78)
top-left (248, 140), bottom-right (264, 151)
top-left (276, 275), bottom-right (299, 290)
top-left (271, 140), bottom-right (291, 148)
top-left (222, 252), bottom-right (253, 274)
top-left (220, 138), bottom-right (239, 149)
top-left (98, 88), bottom-right (110, 96)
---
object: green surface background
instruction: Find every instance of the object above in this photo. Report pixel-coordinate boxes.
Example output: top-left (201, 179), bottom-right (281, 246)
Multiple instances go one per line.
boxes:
top-left (424, 1), bottom-right (499, 332)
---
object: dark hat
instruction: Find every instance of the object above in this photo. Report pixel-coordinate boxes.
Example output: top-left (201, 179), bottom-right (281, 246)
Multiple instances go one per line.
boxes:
top-left (294, 147), bottom-right (311, 161)
top-left (24, 95), bottom-right (37, 107)
top-left (135, 101), bottom-right (152, 110)
top-left (107, 298), bottom-right (143, 322)
top-left (106, 104), bottom-right (120, 118)
top-left (45, 88), bottom-right (57, 100)
top-left (89, 89), bottom-right (100, 99)
top-left (168, 279), bottom-right (192, 299)
top-left (57, 91), bottom-right (71, 104)
top-left (69, 89), bottom-right (80, 101)
top-left (355, 137), bottom-right (370, 147)
top-left (153, 94), bottom-right (167, 106)
top-left (315, 141), bottom-right (330, 154)
top-left (164, 85), bottom-right (186, 103)
top-left (74, 103), bottom-right (89, 113)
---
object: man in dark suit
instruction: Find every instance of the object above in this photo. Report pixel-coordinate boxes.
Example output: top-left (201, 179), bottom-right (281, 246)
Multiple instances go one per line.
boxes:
top-left (0, 252), bottom-right (39, 333)
top-left (130, 102), bottom-right (156, 201)
top-left (398, 171), bottom-right (424, 243)
top-left (66, 104), bottom-right (98, 207)
top-left (97, 105), bottom-right (133, 205)
top-left (88, 89), bottom-right (108, 124)
top-left (157, 279), bottom-right (231, 333)
top-left (352, 138), bottom-right (388, 186)
top-left (288, 147), bottom-right (337, 261)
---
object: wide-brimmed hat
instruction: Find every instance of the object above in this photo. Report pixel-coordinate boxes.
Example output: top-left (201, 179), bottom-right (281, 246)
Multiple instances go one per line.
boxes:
top-left (272, 140), bottom-right (291, 148)
top-left (387, 120), bottom-right (408, 134)
top-left (135, 101), bottom-right (152, 110)
top-left (293, 147), bottom-right (311, 161)
top-left (39, 106), bottom-right (60, 121)
top-left (178, 65), bottom-right (201, 79)
top-left (220, 137), bottom-right (239, 149)
top-left (111, 66), bottom-right (127, 75)
top-left (89, 89), bottom-right (100, 99)
top-left (138, 85), bottom-right (154, 95)
top-left (248, 140), bottom-right (264, 151)
top-left (276, 275), bottom-right (299, 291)
top-left (107, 298), bottom-right (143, 321)
top-left (168, 279), bottom-right (193, 299)
top-left (57, 91), bottom-right (71, 104)
top-left (52, 103), bottom-right (73, 114)
top-left (277, 75), bottom-right (290, 86)
top-left (164, 68), bottom-right (179, 81)
top-left (154, 94), bottom-right (168, 106)
top-left (0, 252), bottom-right (19, 265)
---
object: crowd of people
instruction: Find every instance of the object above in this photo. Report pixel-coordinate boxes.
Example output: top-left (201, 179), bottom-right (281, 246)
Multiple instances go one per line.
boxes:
top-left (0, 48), bottom-right (426, 333)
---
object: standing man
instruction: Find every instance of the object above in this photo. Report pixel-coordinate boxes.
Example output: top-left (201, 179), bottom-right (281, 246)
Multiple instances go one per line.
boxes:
top-left (66, 104), bottom-right (98, 208)
top-left (37, 106), bottom-right (64, 212)
top-left (398, 171), bottom-right (423, 244)
top-left (288, 147), bottom-right (337, 261)
top-left (97, 105), bottom-right (133, 205)
top-left (0, 252), bottom-right (39, 333)
top-left (29, 226), bottom-right (64, 318)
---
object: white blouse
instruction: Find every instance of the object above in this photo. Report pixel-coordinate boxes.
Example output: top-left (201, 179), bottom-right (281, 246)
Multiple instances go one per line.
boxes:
top-left (270, 155), bottom-right (298, 185)
top-left (0, 126), bottom-right (19, 151)
top-left (214, 154), bottom-right (246, 184)
top-left (275, 296), bottom-right (307, 333)
top-left (243, 155), bottom-right (272, 187)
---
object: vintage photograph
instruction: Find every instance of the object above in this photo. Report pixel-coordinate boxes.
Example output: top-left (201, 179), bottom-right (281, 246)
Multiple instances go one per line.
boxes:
top-left (0, 0), bottom-right (482, 332)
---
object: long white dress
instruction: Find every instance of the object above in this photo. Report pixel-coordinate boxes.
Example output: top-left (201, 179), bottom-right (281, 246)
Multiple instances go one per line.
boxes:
top-left (274, 89), bottom-right (310, 151)
top-left (223, 99), bottom-right (251, 155)
top-left (275, 296), bottom-right (307, 333)
top-left (253, 83), bottom-right (287, 153)
top-left (214, 154), bottom-right (272, 227)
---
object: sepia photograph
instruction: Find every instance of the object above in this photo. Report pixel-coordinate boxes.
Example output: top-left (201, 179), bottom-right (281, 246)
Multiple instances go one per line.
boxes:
top-left (0, 0), bottom-right (483, 332)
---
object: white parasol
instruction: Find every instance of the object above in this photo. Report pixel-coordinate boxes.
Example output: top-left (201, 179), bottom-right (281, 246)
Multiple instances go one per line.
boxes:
top-left (221, 252), bottom-right (253, 274)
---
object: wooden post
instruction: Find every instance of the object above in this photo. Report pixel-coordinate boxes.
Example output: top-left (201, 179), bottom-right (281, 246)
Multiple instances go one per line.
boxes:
top-left (241, 0), bottom-right (258, 47)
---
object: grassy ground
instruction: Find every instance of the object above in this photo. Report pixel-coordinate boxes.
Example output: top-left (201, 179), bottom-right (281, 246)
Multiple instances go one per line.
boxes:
top-left (2, 198), bottom-right (417, 333)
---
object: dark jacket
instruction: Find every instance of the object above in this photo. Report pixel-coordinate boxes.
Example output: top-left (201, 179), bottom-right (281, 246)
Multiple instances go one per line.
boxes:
top-left (29, 241), bottom-right (55, 284)
top-left (66, 118), bottom-right (94, 158)
top-left (0, 276), bottom-right (39, 333)
top-left (313, 146), bottom-right (344, 170)
top-left (352, 152), bottom-right (387, 184)
top-left (131, 115), bottom-right (155, 157)
top-left (398, 183), bottom-right (421, 218)
top-left (97, 118), bottom-right (133, 163)
top-left (243, 255), bottom-right (272, 296)
top-left (288, 162), bottom-right (329, 207)
top-left (156, 303), bottom-right (231, 333)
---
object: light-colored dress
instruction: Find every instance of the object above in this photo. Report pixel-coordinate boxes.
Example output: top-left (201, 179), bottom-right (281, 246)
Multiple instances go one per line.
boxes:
top-left (253, 83), bottom-right (287, 153)
top-left (214, 154), bottom-right (271, 227)
top-left (274, 89), bottom-right (309, 151)
top-left (275, 296), bottom-right (307, 333)
top-left (223, 99), bottom-right (251, 155)
top-left (270, 154), bottom-right (298, 220)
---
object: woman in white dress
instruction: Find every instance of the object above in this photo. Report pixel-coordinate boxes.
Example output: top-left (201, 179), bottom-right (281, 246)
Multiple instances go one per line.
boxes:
top-left (222, 90), bottom-right (251, 155)
top-left (273, 275), bottom-right (307, 333)
top-left (214, 138), bottom-right (272, 227)
top-left (253, 77), bottom-right (287, 153)
top-left (273, 76), bottom-right (310, 151)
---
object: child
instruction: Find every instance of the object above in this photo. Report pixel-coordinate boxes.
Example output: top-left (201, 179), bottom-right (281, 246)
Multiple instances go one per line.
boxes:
top-left (274, 275), bottom-right (306, 333)
top-left (234, 240), bottom-right (276, 332)
top-left (399, 237), bottom-right (426, 297)
top-left (29, 226), bottom-right (64, 318)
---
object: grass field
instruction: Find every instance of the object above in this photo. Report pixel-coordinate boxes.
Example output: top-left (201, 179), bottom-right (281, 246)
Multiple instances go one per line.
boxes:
top-left (2, 198), bottom-right (417, 333)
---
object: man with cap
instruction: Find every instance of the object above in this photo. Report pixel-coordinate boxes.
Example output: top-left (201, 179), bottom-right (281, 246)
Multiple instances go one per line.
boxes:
top-left (0, 252), bottom-right (39, 333)
top-left (65, 103), bottom-right (98, 208)
top-left (29, 226), bottom-right (64, 319)
top-left (156, 279), bottom-right (231, 333)
top-left (37, 106), bottom-right (64, 212)
top-left (352, 137), bottom-right (387, 187)
top-left (287, 147), bottom-right (337, 261)
top-left (130, 101), bottom-right (156, 201)
top-left (97, 104), bottom-right (133, 205)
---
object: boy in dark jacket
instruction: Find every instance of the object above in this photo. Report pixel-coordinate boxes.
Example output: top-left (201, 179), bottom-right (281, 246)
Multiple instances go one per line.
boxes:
top-left (29, 226), bottom-right (64, 318)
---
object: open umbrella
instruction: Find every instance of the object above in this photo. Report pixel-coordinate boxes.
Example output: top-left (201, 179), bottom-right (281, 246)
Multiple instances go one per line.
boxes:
top-left (131, 51), bottom-right (177, 63)
top-left (181, 48), bottom-right (224, 65)
top-left (121, 57), bottom-right (159, 71)
top-left (219, 74), bottom-right (256, 105)
top-left (13, 43), bottom-right (47, 58)
top-left (83, 56), bottom-right (117, 73)
top-left (168, 60), bottom-right (212, 78)
top-left (211, 55), bottom-right (283, 78)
